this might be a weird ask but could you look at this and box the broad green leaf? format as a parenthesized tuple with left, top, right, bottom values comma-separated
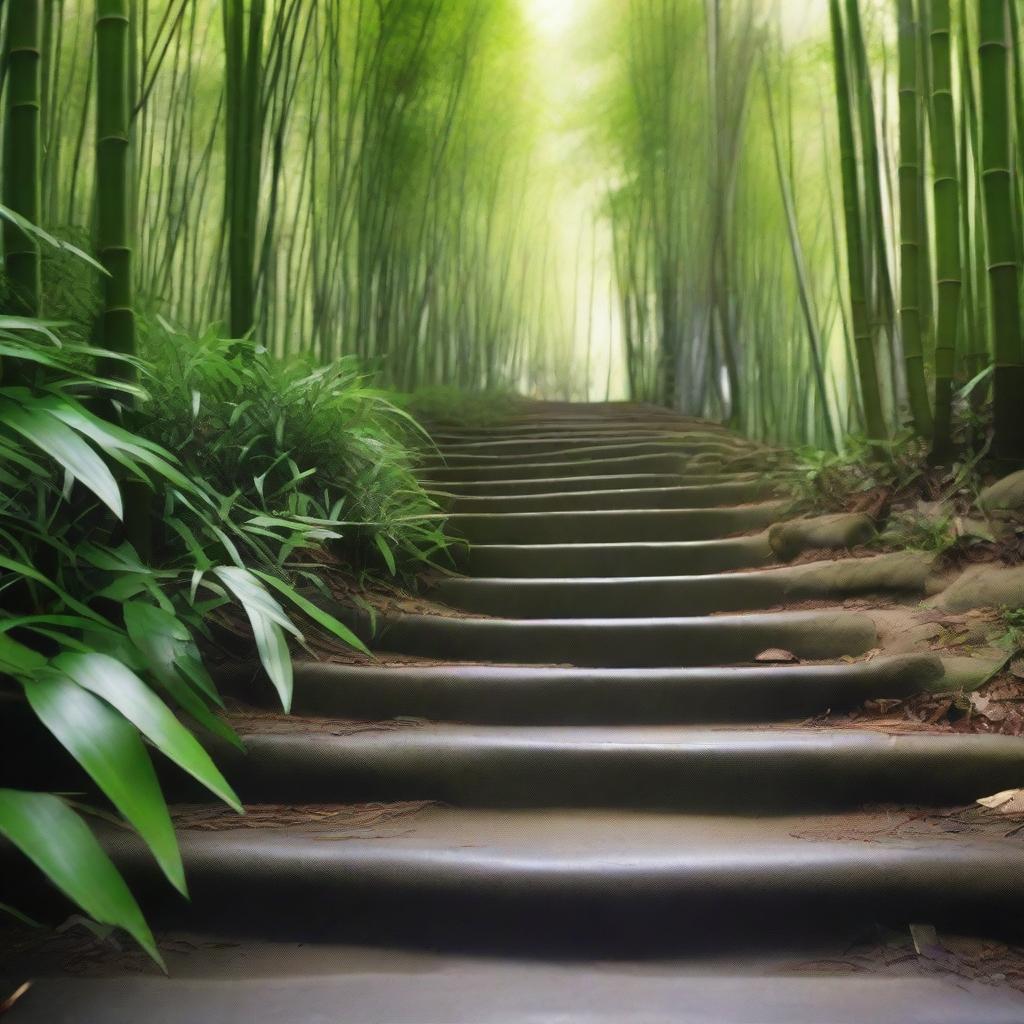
(95, 575, 152, 602)
(124, 601, 223, 706)
(0, 615, 104, 633)
(374, 534, 397, 575)
(214, 567, 297, 711)
(0, 434, 49, 475)
(0, 399, 122, 518)
(0, 789, 160, 965)
(0, 204, 109, 274)
(0, 319, 61, 343)
(165, 515, 213, 570)
(0, 340, 146, 397)
(248, 612, 293, 712)
(0, 634, 46, 675)
(31, 396, 195, 492)
(22, 672, 185, 896)
(77, 541, 151, 574)
(253, 570, 369, 655)
(213, 566, 300, 633)
(153, 666, 244, 751)
(54, 652, 241, 813)
(0, 554, 110, 624)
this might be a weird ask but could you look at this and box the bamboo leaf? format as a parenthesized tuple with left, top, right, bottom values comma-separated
(54, 652, 241, 813)
(213, 566, 296, 710)
(22, 672, 185, 896)
(0, 789, 161, 965)
(253, 570, 369, 654)
(0, 399, 122, 518)
(0, 204, 109, 274)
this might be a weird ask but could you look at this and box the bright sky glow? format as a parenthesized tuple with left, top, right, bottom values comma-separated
(517, 0, 834, 400)
(525, 0, 586, 39)
(519, 0, 625, 399)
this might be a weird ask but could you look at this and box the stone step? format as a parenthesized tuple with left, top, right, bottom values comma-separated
(433, 552, 932, 616)
(12, 954, 1024, 1024)
(433, 430, 745, 455)
(441, 481, 778, 512)
(425, 452, 722, 482)
(222, 654, 941, 723)
(360, 609, 877, 665)
(461, 536, 776, 576)
(425, 472, 747, 495)
(193, 724, 1024, 813)
(445, 504, 786, 544)
(6, 807, 1018, 950)
(425, 439, 754, 468)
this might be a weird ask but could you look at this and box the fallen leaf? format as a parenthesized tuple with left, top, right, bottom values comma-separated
(972, 693, 1008, 722)
(755, 648, 798, 663)
(865, 698, 903, 716)
(0, 981, 31, 1015)
(978, 789, 1024, 814)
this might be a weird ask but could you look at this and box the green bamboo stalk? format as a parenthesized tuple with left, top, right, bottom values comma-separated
(957, 0, 989, 391)
(916, 0, 936, 353)
(978, 0, 1024, 459)
(897, 0, 933, 435)
(846, 1, 897, 354)
(830, 0, 888, 441)
(223, 0, 262, 339)
(926, 0, 961, 462)
(1004, 0, 1024, 259)
(3, 0, 42, 320)
(763, 59, 838, 450)
(96, 0, 135, 368)
(965, 12, 989, 393)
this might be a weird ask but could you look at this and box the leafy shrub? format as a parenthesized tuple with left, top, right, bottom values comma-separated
(139, 320, 450, 579)
(784, 432, 931, 513)
(0, 218, 426, 961)
(881, 508, 958, 554)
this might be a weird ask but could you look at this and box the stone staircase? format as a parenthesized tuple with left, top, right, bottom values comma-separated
(4, 401, 1024, 1023)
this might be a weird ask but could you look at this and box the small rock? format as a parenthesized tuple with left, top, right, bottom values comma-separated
(928, 564, 1024, 613)
(979, 469, 1024, 513)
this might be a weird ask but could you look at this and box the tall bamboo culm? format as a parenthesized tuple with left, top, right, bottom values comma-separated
(223, 0, 263, 340)
(978, 0, 1024, 460)
(897, 0, 933, 436)
(927, 0, 961, 462)
(95, 0, 135, 369)
(829, 0, 887, 441)
(3, 0, 43, 320)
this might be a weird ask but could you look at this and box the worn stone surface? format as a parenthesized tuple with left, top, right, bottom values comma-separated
(769, 513, 877, 562)
(980, 470, 1024, 513)
(929, 565, 1024, 613)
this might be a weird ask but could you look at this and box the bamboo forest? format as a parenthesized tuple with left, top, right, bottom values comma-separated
(5, 0, 1024, 1021)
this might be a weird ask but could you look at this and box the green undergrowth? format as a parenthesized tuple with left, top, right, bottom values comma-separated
(140, 319, 449, 579)
(404, 385, 523, 428)
(779, 411, 1024, 567)
(0, 229, 446, 962)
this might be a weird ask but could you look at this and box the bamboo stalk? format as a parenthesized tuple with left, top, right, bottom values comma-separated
(3, 0, 42, 321)
(96, 0, 135, 367)
(978, 0, 1024, 459)
(897, 0, 934, 435)
(926, 0, 961, 462)
(830, 0, 888, 441)
(763, 57, 838, 450)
